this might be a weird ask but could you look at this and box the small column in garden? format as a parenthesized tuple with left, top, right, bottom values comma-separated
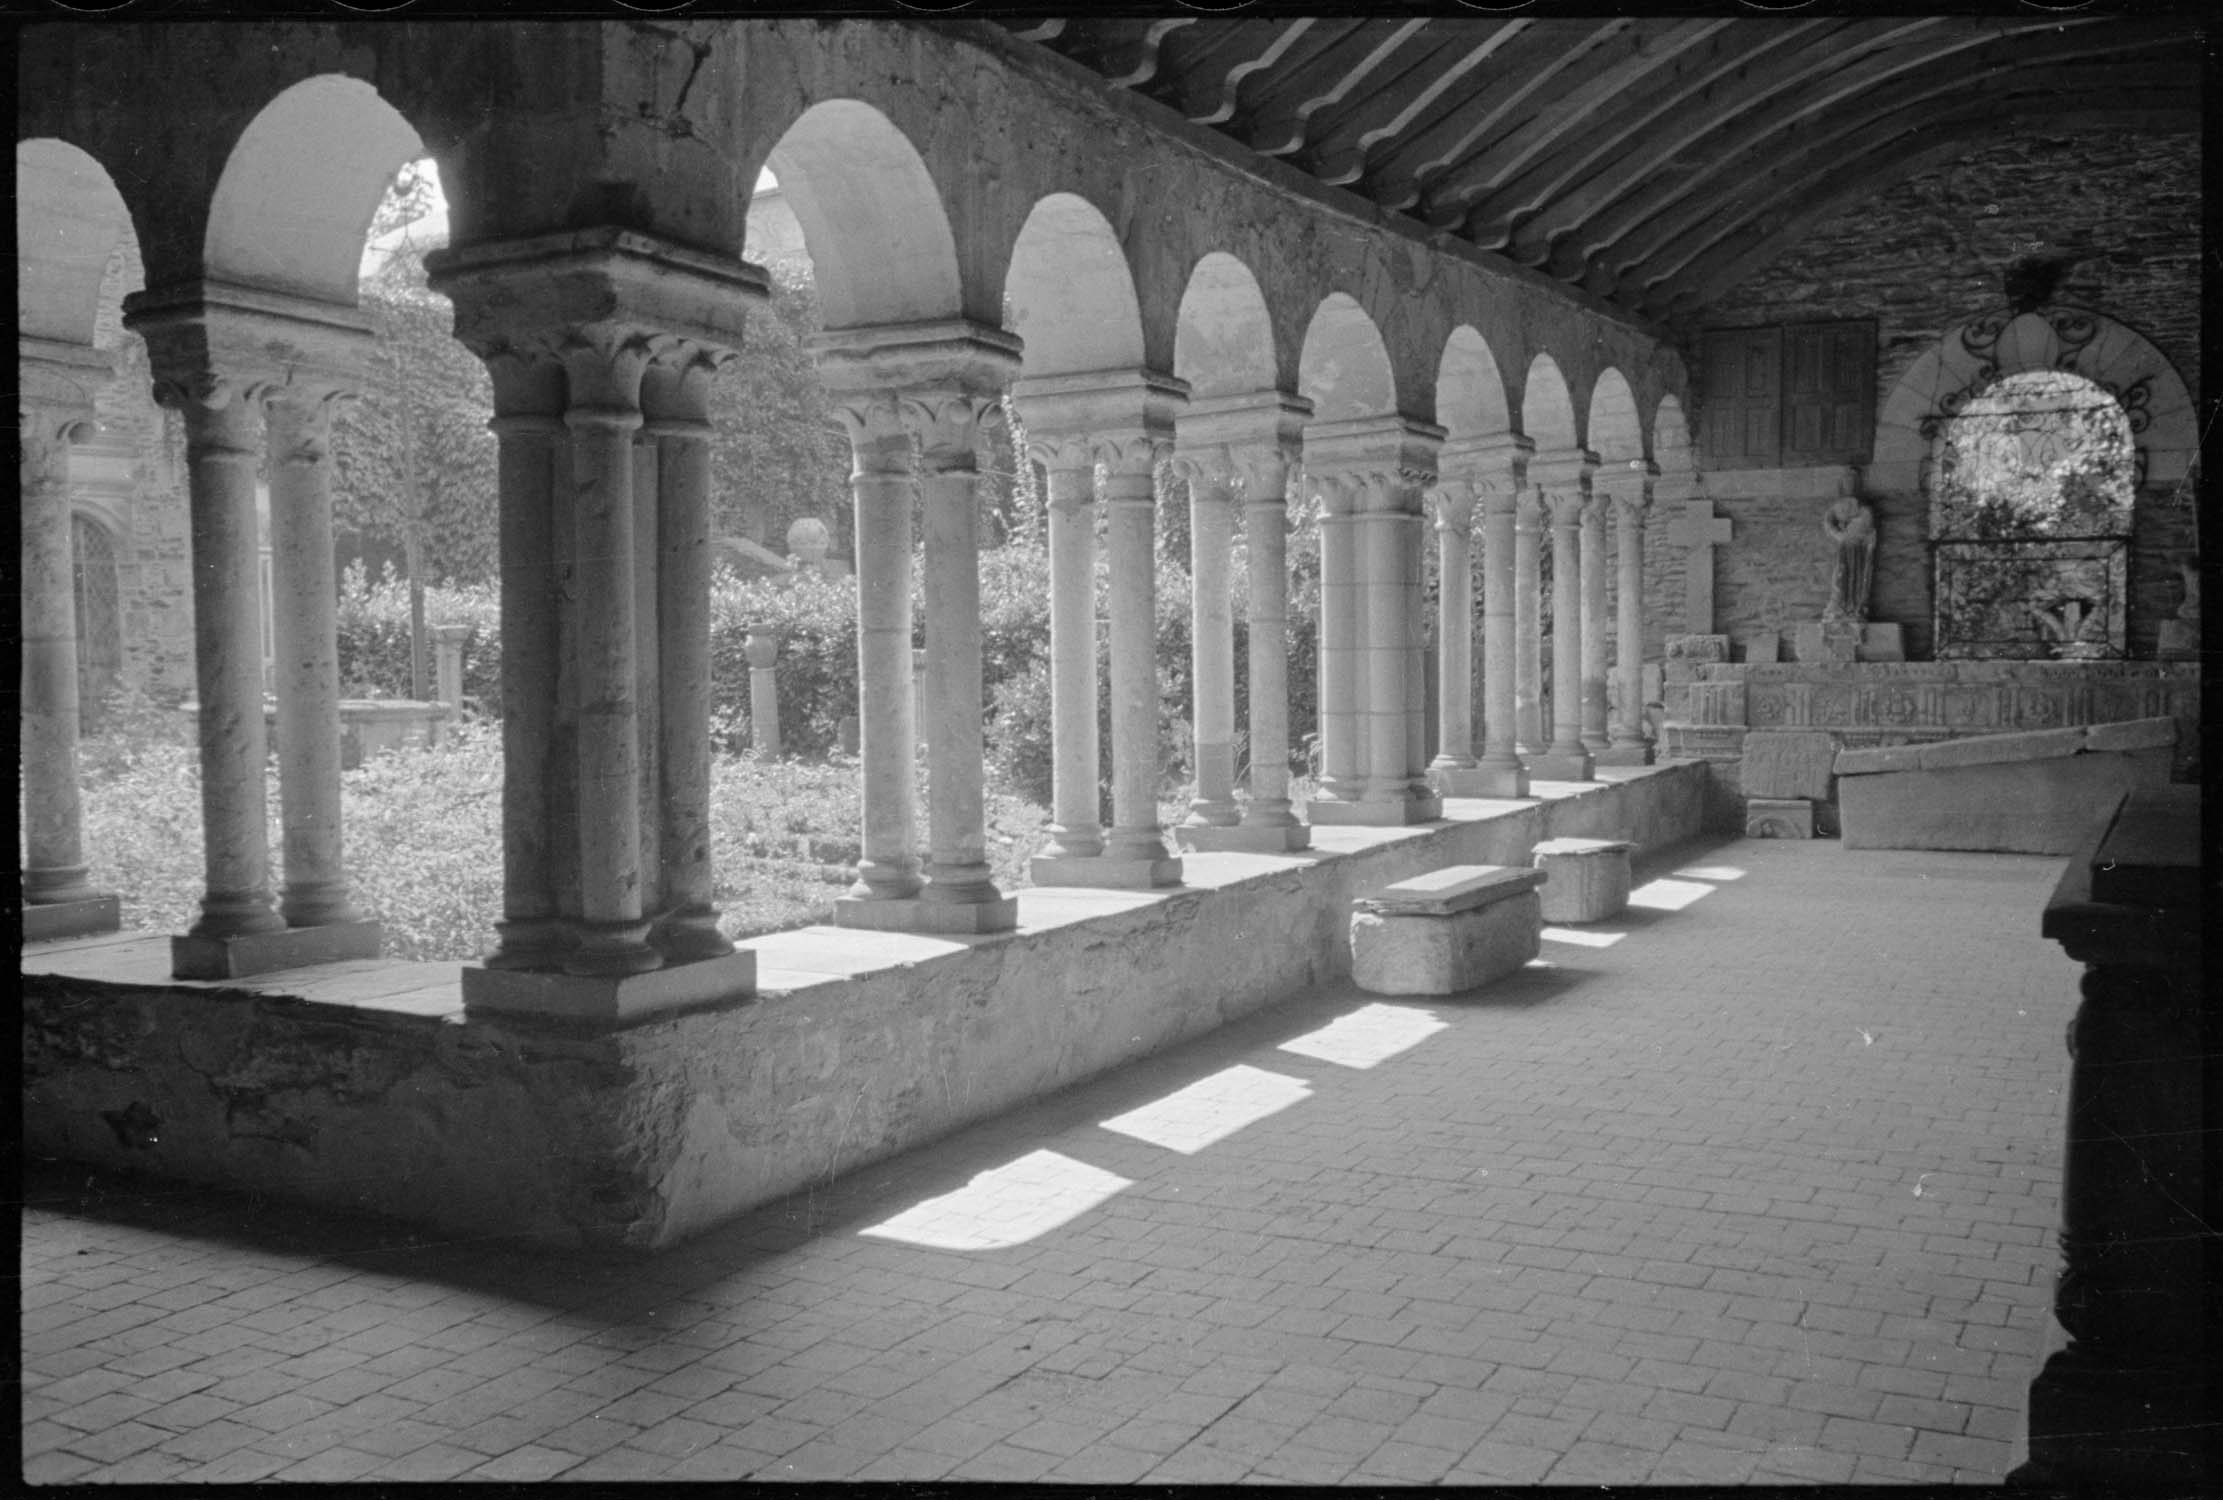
(1529, 448, 1598, 783)
(1304, 413, 1444, 827)
(127, 283, 391, 977)
(815, 319, 1026, 930)
(1597, 461, 1657, 766)
(428, 228, 762, 1022)
(743, 631, 781, 762)
(1464, 434, 1533, 798)
(1016, 369, 1189, 888)
(18, 337, 122, 941)
(1169, 389, 1312, 853)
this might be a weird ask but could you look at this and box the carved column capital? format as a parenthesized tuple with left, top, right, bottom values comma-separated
(1430, 479, 1478, 535)
(901, 386, 1002, 472)
(1025, 431, 1098, 477)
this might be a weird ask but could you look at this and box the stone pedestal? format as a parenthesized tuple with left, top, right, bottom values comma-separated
(1351, 865, 1545, 995)
(1744, 798, 1815, 838)
(23, 896, 125, 944)
(1173, 822, 1311, 855)
(462, 949, 756, 1027)
(173, 921, 384, 981)
(1531, 837, 1634, 924)
(830, 893, 1022, 934)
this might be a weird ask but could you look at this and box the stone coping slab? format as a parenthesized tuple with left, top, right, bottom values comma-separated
(1531, 836, 1637, 856)
(1835, 717, 2176, 776)
(1354, 864, 1545, 917)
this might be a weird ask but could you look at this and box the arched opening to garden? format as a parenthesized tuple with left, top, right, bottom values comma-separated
(1929, 368, 2137, 659)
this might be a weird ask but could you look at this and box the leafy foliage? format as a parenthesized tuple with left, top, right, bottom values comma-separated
(333, 562, 500, 706)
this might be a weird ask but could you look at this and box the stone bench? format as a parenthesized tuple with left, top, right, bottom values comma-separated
(1350, 865, 1544, 996)
(1531, 837, 1634, 923)
(1833, 717, 2177, 854)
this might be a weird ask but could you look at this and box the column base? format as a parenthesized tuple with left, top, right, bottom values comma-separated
(1526, 752, 1595, 782)
(2015, 1351, 2219, 1490)
(1307, 793, 1443, 826)
(22, 894, 123, 943)
(833, 893, 1021, 933)
(461, 949, 756, 1027)
(1431, 765, 1526, 798)
(1173, 823, 1311, 854)
(1029, 854, 1185, 889)
(1593, 743, 1655, 767)
(172, 920, 383, 981)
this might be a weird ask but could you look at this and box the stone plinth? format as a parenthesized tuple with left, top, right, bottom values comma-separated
(1834, 718, 2175, 854)
(1029, 853, 1184, 889)
(1172, 823, 1311, 854)
(461, 951, 756, 1026)
(833, 893, 1020, 934)
(1859, 623, 1905, 661)
(172, 921, 383, 981)
(1739, 730, 1838, 801)
(1351, 864, 1544, 996)
(1745, 798, 1816, 839)
(1530, 837, 1633, 923)
(23, 896, 123, 943)
(1792, 620, 1861, 663)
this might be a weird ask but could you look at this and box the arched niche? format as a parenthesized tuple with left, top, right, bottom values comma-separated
(1585, 367, 1644, 465)
(17, 138, 136, 349)
(1173, 252, 1277, 399)
(764, 100, 964, 331)
(1872, 307, 2196, 497)
(1434, 325, 1512, 443)
(1518, 352, 1579, 453)
(1006, 192, 1145, 379)
(206, 76, 426, 304)
(1298, 293, 1396, 421)
(1651, 394, 1695, 480)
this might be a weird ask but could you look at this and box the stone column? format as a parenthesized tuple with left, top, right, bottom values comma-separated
(1305, 414, 1444, 826)
(645, 348, 735, 962)
(1597, 463, 1657, 766)
(911, 387, 1023, 919)
(1427, 480, 1477, 785)
(814, 319, 1024, 930)
(1578, 489, 1612, 755)
(1513, 488, 1545, 756)
(427, 227, 763, 1022)
(1097, 433, 1183, 886)
(828, 395, 922, 905)
(1027, 437, 1103, 871)
(1016, 369, 1188, 888)
(1180, 457, 1241, 832)
(1529, 451, 1597, 782)
(18, 347, 123, 940)
(1314, 492, 1364, 809)
(1233, 415, 1309, 847)
(264, 382, 379, 946)
(1449, 435, 1532, 798)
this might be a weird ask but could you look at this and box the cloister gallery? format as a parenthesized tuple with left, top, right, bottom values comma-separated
(16, 14, 2209, 1486)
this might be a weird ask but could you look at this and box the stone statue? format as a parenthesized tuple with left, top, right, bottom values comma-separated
(1821, 492, 1877, 623)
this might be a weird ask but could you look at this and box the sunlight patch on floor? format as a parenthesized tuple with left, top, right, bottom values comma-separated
(1673, 863, 1748, 882)
(858, 1149, 1130, 1250)
(1099, 1064, 1314, 1153)
(1278, 1002, 1449, 1070)
(1541, 926, 1625, 948)
(1628, 876, 1716, 911)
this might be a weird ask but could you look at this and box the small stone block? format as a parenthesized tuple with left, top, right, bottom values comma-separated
(1350, 891, 1542, 996)
(171, 920, 383, 981)
(1741, 633, 1781, 663)
(1834, 743, 1923, 776)
(1917, 726, 2088, 771)
(1530, 838, 1634, 924)
(1740, 730, 1839, 800)
(1307, 794, 1443, 826)
(1027, 853, 1184, 888)
(2082, 716, 2177, 753)
(1745, 798, 1815, 839)
(1434, 763, 1532, 798)
(461, 949, 756, 1026)
(833, 893, 1024, 931)
(1857, 623, 1906, 661)
(1525, 752, 1594, 782)
(1792, 621, 1861, 663)
(1358, 863, 1545, 917)
(22, 894, 123, 943)
(1172, 821, 1311, 853)
(1665, 634, 1730, 663)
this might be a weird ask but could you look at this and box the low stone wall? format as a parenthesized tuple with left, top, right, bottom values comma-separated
(22, 763, 1706, 1253)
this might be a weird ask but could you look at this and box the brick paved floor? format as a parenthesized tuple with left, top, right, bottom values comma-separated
(20, 838, 2077, 1485)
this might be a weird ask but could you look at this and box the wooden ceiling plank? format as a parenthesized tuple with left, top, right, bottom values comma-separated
(1160, 21, 1323, 127)
(1299, 22, 1532, 187)
(1241, 17, 1438, 158)
(1099, 19, 1201, 91)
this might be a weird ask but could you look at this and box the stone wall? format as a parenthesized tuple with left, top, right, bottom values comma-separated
(1685, 127, 2202, 663)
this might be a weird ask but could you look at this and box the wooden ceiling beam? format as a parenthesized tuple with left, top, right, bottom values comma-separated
(1239, 18, 1437, 158)
(1299, 22, 1532, 188)
(1154, 21, 1325, 128)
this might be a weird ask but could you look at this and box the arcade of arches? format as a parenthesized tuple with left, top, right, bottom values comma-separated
(16, 20, 2203, 1257)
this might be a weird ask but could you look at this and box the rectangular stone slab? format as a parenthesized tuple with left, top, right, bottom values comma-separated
(1531, 839, 1634, 923)
(1740, 730, 1840, 800)
(1350, 892, 1542, 996)
(1354, 863, 1545, 917)
(2082, 716, 2177, 753)
(1917, 725, 2089, 771)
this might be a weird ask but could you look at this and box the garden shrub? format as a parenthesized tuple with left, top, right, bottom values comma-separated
(709, 567, 858, 758)
(334, 561, 500, 708)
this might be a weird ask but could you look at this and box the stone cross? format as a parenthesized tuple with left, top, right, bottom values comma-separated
(1670, 499, 1733, 634)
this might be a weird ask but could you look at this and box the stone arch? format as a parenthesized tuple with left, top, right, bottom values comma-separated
(763, 100, 964, 331)
(1518, 352, 1579, 451)
(1006, 192, 1146, 378)
(1433, 325, 1512, 442)
(1585, 367, 1644, 465)
(17, 138, 137, 348)
(1871, 306, 2196, 496)
(1172, 252, 1277, 398)
(205, 76, 426, 303)
(1298, 293, 1397, 421)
